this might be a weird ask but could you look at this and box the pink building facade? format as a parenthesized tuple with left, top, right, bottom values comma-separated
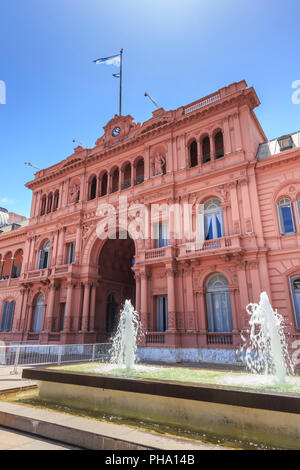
(1, 80, 300, 364)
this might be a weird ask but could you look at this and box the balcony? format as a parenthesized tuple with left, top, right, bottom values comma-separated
(177, 235, 242, 260)
(140, 245, 175, 264)
(0, 277, 21, 288)
(23, 268, 52, 282)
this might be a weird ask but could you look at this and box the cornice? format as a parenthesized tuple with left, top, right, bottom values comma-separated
(256, 147, 300, 170)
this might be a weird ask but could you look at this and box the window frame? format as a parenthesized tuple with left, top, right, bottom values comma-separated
(277, 198, 296, 235)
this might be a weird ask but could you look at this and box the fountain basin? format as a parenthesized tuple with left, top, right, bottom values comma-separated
(22, 366, 300, 449)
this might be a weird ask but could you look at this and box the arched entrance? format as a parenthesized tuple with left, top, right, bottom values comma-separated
(94, 232, 136, 341)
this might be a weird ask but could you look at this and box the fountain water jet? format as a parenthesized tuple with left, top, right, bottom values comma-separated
(241, 292, 294, 384)
(109, 299, 143, 370)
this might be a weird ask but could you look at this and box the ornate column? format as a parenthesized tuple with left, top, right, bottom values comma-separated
(56, 227, 66, 265)
(166, 138, 173, 173)
(233, 112, 243, 151)
(197, 136, 202, 166)
(239, 177, 253, 234)
(197, 288, 207, 333)
(51, 230, 59, 266)
(209, 132, 216, 161)
(145, 203, 152, 249)
(229, 181, 241, 235)
(44, 282, 57, 332)
(249, 260, 261, 304)
(89, 282, 97, 332)
(82, 281, 91, 332)
(144, 146, 150, 181)
(135, 273, 141, 313)
(64, 281, 75, 332)
(222, 116, 231, 155)
(12, 290, 24, 332)
(166, 265, 177, 331)
(75, 223, 82, 264)
(19, 287, 30, 331)
(140, 270, 149, 331)
(236, 261, 249, 316)
(184, 262, 196, 331)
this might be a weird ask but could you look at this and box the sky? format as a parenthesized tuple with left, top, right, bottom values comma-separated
(0, 0, 299, 217)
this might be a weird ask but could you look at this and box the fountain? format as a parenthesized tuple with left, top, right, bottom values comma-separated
(109, 300, 142, 370)
(21, 296, 300, 449)
(241, 292, 294, 384)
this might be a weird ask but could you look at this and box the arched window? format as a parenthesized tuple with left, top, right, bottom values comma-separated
(135, 158, 144, 185)
(38, 241, 50, 269)
(189, 141, 198, 167)
(206, 274, 233, 333)
(111, 168, 119, 193)
(202, 136, 211, 163)
(214, 131, 224, 159)
(32, 294, 45, 333)
(53, 191, 59, 211)
(0, 301, 15, 332)
(1, 252, 12, 279)
(106, 293, 118, 334)
(100, 172, 108, 197)
(47, 193, 53, 214)
(290, 276, 300, 330)
(123, 163, 131, 189)
(199, 199, 224, 241)
(40, 196, 46, 216)
(277, 198, 295, 235)
(89, 176, 97, 200)
(12, 250, 23, 278)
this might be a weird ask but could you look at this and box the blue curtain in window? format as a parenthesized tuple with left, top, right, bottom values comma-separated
(281, 206, 295, 234)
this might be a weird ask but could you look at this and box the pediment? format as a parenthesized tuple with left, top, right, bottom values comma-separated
(97, 114, 141, 147)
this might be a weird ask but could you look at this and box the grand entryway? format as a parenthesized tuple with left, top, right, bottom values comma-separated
(94, 232, 136, 341)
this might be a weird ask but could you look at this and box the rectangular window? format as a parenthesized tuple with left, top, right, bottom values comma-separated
(156, 295, 168, 332)
(67, 242, 76, 264)
(0, 302, 15, 332)
(155, 222, 169, 248)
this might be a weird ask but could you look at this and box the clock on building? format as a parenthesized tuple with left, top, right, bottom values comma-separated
(112, 126, 121, 137)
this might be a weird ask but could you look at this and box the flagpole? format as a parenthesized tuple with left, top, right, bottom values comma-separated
(119, 48, 123, 116)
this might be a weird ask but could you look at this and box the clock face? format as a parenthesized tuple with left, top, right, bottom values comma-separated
(112, 126, 121, 137)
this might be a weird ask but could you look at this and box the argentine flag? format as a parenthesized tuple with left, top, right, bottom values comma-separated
(93, 54, 120, 66)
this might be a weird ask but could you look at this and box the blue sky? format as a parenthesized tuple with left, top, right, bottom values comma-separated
(0, 0, 299, 217)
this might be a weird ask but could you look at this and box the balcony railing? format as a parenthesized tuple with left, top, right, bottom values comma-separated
(206, 332, 233, 346)
(184, 93, 221, 115)
(141, 245, 175, 263)
(146, 333, 166, 344)
(180, 235, 241, 258)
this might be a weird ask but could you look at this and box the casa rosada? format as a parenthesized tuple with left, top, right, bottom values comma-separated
(1, 80, 300, 366)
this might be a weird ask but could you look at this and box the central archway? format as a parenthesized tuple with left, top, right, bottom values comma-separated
(94, 232, 136, 341)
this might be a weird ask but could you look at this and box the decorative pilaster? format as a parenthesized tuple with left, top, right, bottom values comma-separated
(89, 282, 97, 332)
(82, 281, 91, 332)
(64, 281, 76, 332)
(166, 265, 177, 331)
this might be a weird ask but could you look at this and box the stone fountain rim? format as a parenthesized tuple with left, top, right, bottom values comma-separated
(22, 366, 300, 415)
